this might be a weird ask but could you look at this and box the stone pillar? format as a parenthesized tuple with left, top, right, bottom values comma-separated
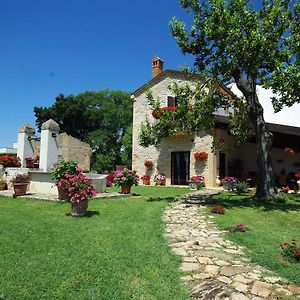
(39, 119, 60, 172)
(207, 138, 217, 188)
(17, 124, 36, 167)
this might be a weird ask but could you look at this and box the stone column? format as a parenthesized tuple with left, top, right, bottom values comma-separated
(207, 137, 217, 188)
(17, 124, 36, 167)
(39, 119, 60, 172)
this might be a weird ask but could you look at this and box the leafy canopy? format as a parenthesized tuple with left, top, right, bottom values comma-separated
(34, 90, 132, 172)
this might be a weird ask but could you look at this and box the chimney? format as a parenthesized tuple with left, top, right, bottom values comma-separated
(152, 56, 164, 78)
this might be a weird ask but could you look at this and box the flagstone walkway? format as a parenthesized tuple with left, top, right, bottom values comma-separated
(163, 192, 300, 300)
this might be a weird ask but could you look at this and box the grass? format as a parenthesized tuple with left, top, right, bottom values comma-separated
(0, 186, 189, 300)
(207, 192, 300, 285)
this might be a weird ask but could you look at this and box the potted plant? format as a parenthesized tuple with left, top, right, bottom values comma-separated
(0, 170, 6, 190)
(58, 173, 96, 217)
(154, 173, 166, 186)
(50, 160, 81, 200)
(11, 173, 30, 196)
(141, 175, 151, 185)
(189, 175, 205, 190)
(144, 160, 154, 170)
(33, 155, 39, 169)
(222, 177, 236, 191)
(113, 168, 139, 194)
(194, 151, 208, 161)
(25, 156, 34, 168)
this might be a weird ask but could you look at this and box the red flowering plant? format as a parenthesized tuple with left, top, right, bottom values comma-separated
(0, 154, 21, 168)
(228, 224, 249, 232)
(295, 171, 300, 179)
(280, 240, 300, 262)
(194, 151, 208, 161)
(113, 168, 139, 188)
(190, 175, 205, 183)
(141, 175, 151, 181)
(211, 204, 225, 214)
(57, 173, 96, 205)
(282, 186, 290, 193)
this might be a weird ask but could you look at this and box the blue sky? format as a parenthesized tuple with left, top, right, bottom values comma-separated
(0, 0, 195, 147)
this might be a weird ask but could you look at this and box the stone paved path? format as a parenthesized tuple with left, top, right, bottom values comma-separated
(163, 192, 300, 300)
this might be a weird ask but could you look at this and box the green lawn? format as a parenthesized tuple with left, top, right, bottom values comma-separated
(207, 192, 300, 285)
(0, 186, 189, 300)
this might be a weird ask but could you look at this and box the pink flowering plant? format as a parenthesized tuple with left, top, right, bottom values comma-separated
(223, 177, 236, 182)
(50, 160, 81, 185)
(154, 173, 166, 182)
(57, 173, 96, 204)
(228, 224, 249, 232)
(24, 156, 34, 162)
(113, 168, 139, 187)
(191, 175, 205, 183)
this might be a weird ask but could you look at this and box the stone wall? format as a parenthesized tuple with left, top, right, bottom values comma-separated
(132, 73, 217, 187)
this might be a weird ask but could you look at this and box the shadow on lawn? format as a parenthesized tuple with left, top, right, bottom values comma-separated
(147, 197, 176, 203)
(205, 192, 300, 212)
(65, 210, 100, 217)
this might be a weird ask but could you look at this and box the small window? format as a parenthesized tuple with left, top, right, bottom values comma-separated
(167, 96, 177, 107)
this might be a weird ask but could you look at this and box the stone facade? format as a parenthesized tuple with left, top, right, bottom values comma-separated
(132, 71, 218, 187)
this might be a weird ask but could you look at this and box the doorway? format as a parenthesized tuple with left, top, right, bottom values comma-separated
(171, 151, 190, 185)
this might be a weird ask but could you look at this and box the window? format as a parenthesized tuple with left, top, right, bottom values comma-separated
(167, 96, 177, 107)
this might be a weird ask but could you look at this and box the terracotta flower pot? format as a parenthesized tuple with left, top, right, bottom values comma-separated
(70, 201, 88, 217)
(13, 183, 28, 196)
(142, 178, 150, 185)
(121, 184, 132, 194)
(26, 161, 34, 168)
(155, 179, 166, 186)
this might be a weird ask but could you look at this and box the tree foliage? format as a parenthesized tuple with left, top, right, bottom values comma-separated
(34, 90, 132, 172)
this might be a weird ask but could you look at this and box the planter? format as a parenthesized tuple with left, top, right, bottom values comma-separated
(223, 181, 235, 191)
(142, 178, 150, 185)
(70, 201, 88, 217)
(121, 184, 132, 194)
(188, 181, 203, 190)
(155, 179, 166, 186)
(0, 181, 6, 190)
(33, 162, 39, 169)
(57, 186, 70, 201)
(26, 161, 34, 168)
(13, 183, 28, 196)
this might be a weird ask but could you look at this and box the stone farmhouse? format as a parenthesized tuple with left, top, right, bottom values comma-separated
(131, 57, 300, 188)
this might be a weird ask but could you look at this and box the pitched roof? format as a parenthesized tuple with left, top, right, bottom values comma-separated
(131, 69, 236, 98)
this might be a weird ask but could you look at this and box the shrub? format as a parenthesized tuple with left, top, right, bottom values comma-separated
(211, 204, 225, 214)
(228, 224, 249, 232)
(58, 173, 96, 204)
(50, 160, 81, 185)
(280, 240, 300, 262)
(234, 181, 249, 193)
(113, 169, 139, 187)
(106, 173, 115, 187)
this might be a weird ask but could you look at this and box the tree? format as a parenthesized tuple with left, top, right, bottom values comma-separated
(167, 0, 300, 199)
(34, 90, 133, 172)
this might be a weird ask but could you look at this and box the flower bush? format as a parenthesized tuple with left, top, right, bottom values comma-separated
(280, 240, 300, 262)
(144, 160, 154, 169)
(50, 160, 81, 185)
(234, 181, 249, 193)
(194, 151, 208, 161)
(282, 186, 290, 193)
(11, 173, 31, 184)
(58, 173, 96, 204)
(106, 172, 115, 187)
(0, 154, 21, 168)
(228, 224, 249, 232)
(154, 173, 166, 182)
(25, 156, 34, 162)
(190, 175, 205, 183)
(113, 169, 139, 187)
(211, 204, 225, 214)
(223, 177, 236, 182)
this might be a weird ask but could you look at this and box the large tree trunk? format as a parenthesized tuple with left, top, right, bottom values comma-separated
(235, 74, 276, 199)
